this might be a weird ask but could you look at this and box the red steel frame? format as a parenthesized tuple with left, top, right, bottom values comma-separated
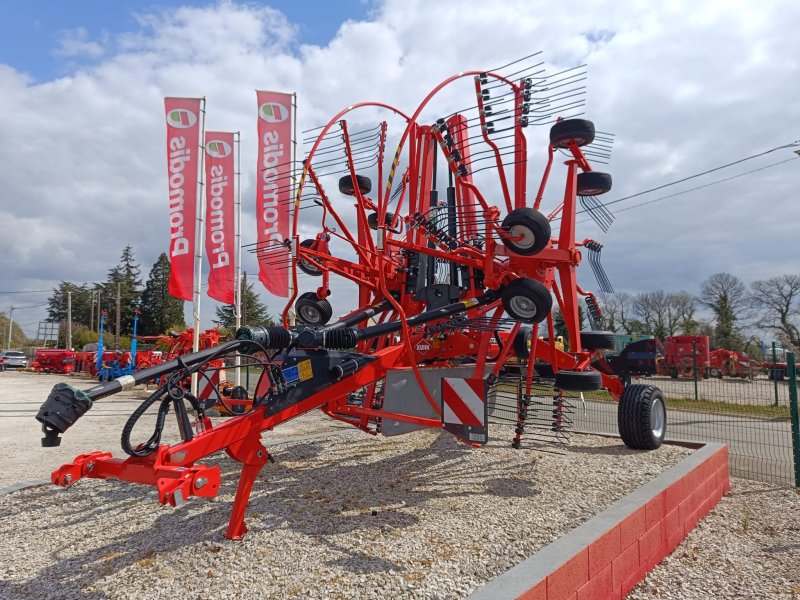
(51, 66, 625, 540)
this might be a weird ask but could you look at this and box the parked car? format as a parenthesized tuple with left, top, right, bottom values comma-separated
(0, 350, 28, 369)
(0, 356, 5, 371)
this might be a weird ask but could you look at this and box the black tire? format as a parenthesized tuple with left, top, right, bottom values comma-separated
(295, 292, 333, 325)
(549, 119, 595, 148)
(339, 174, 372, 196)
(669, 367, 678, 379)
(768, 368, 785, 381)
(580, 330, 616, 351)
(501, 278, 552, 324)
(367, 211, 398, 231)
(514, 326, 532, 359)
(618, 384, 666, 450)
(500, 207, 551, 255)
(554, 369, 602, 391)
(297, 239, 322, 276)
(709, 367, 723, 379)
(577, 172, 612, 196)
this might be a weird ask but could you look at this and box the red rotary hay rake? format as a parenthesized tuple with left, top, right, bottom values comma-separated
(37, 55, 667, 540)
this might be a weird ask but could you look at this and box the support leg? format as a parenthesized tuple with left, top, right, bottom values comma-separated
(224, 435, 269, 541)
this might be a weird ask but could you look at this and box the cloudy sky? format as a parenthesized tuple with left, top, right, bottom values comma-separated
(1, 0, 798, 338)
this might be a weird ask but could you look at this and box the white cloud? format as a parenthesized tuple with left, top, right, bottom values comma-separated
(1, 0, 799, 337)
(54, 27, 105, 59)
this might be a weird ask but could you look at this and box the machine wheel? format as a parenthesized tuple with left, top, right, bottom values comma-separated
(513, 326, 532, 359)
(339, 174, 372, 196)
(577, 172, 612, 196)
(580, 330, 616, 351)
(295, 292, 333, 326)
(709, 367, 723, 379)
(298, 239, 323, 276)
(367, 211, 399, 231)
(554, 369, 602, 391)
(618, 384, 666, 450)
(501, 278, 552, 324)
(500, 208, 551, 255)
(768, 368, 785, 381)
(549, 118, 595, 148)
(669, 367, 678, 379)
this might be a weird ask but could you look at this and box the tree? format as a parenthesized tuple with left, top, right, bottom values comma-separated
(215, 272, 274, 329)
(750, 274, 800, 349)
(553, 305, 585, 350)
(0, 312, 27, 348)
(47, 282, 96, 328)
(698, 273, 750, 350)
(599, 292, 638, 334)
(104, 246, 143, 336)
(631, 290, 692, 338)
(139, 253, 186, 335)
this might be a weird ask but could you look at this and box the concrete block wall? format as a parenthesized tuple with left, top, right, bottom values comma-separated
(469, 443, 730, 600)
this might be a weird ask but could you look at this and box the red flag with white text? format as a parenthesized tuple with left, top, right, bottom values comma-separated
(204, 132, 236, 304)
(255, 91, 293, 297)
(164, 97, 202, 301)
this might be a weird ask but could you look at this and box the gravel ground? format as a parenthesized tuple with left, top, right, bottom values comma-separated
(628, 478, 800, 600)
(3, 371, 795, 599)
(0, 371, 691, 600)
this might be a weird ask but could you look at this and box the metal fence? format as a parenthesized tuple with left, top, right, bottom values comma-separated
(489, 353, 800, 486)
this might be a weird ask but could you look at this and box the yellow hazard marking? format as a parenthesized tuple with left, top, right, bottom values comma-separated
(464, 298, 479, 308)
(297, 359, 313, 381)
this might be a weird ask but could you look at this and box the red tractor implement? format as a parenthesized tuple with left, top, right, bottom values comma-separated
(37, 56, 667, 540)
(31, 349, 77, 375)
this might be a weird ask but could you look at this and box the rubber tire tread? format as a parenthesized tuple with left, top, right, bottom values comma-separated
(339, 174, 372, 196)
(549, 119, 596, 148)
(500, 207, 551, 255)
(501, 278, 553, 324)
(576, 172, 612, 196)
(554, 369, 602, 391)
(514, 326, 532, 359)
(298, 239, 322, 276)
(580, 330, 616, 350)
(295, 292, 333, 325)
(617, 384, 666, 450)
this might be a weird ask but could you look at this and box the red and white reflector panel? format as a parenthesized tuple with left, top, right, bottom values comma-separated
(441, 377, 488, 445)
(198, 368, 225, 410)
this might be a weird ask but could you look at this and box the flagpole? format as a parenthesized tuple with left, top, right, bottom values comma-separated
(288, 92, 298, 326)
(234, 131, 242, 386)
(191, 97, 207, 396)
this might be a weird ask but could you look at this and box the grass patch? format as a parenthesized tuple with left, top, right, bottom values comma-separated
(494, 383, 791, 420)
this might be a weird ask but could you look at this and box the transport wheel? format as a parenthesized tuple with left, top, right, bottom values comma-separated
(339, 174, 372, 196)
(298, 239, 322, 276)
(500, 207, 551, 255)
(513, 326, 532, 359)
(554, 369, 602, 392)
(367, 211, 399, 231)
(549, 118, 595, 148)
(669, 367, 678, 379)
(709, 367, 723, 379)
(580, 330, 616, 351)
(295, 292, 333, 325)
(501, 278, 553, 324)
(576, 172, 612, 196)
(618, 384, 666, 450)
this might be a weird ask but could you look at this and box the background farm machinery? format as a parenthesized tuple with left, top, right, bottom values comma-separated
(36, 56, 669, 540)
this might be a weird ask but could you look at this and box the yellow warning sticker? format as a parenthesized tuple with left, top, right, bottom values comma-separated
(297, 359, 313, 382)
(463, 298, 479, 308)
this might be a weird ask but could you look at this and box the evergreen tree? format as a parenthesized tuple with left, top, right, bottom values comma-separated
(103, 246, 143, 335)
(139, 253, 186, 335)
(215, 272, 274, 329)
(698, 273, 749, 350)
(47, 282, 95, 328)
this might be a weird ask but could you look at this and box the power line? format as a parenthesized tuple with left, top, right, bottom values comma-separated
(578, 156, 799, 224)
(552, 140, 800, 223)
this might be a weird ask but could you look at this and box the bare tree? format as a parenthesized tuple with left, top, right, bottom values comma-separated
(598, 292, 638, 334)
(632, 290, 694, 337)
(697, 273, 750, 349)
(750, 274, 800, 349)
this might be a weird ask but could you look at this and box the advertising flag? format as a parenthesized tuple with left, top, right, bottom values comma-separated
(256, 91, 293, 297)
(204, 132, 236, 304)
(164, 97, 202, 301)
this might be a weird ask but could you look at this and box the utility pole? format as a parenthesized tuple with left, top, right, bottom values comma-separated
(89, 290, 95, 332)
(6, 306, 14, 350)
(115, 282, 121, 349)
(97, 286, 102, 335)
(66, 291, 73, 350)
